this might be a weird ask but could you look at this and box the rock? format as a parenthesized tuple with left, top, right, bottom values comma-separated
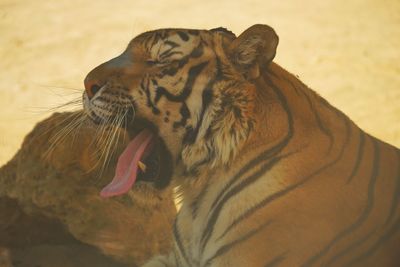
(0, 247, 12, 267)
(0, 112, 176, 266)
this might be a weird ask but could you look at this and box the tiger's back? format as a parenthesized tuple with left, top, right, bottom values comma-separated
(171, 62, 400, 267)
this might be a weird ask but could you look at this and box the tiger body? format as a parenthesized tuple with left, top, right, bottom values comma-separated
(83, 25, 400, 267)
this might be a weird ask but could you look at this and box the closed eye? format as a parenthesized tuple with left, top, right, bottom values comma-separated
(146, 59, 173, 67)
(146, 60, 159, 66)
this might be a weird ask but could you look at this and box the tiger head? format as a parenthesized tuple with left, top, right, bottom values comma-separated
(83, 25, 279, 197)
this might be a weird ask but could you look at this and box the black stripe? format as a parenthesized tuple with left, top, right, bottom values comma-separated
(277, 74, 334, 153)
(155, 61, 209, 103)
(346, 130, 366, 183)
(190, 43, 204, 58)
(143, 34, 153, 49)
(202, 220, 272, 267)
(141, 77, 161, 114)
(191, 179, 210, 219)
(384, 148, 400, 225)
(344, 212, 400, 266)
(322, 137, 381, 267)
(150, 32, 162, 47)
(173, 103, 191, 129)
(217, 121, 348, 242)
(183, 80, 214, 145)
(301, 88, 334, 153)
(329, 227, 377, 267)
(201, 154, 287, 252)
(200, 74, 294, 252)
(222, 73, 294, 187)
(230, 111, 345, 267)
(268, 67, 301, 96)
(173, 217, 190, 265)
(159, 45, 178, 59)
(158, 44, 203, 78)
(182, 59, 221, 172)
(301, 134, 374, 267)
(182, 151, 212, 176)
(184, 63, 221, 186)
(215, 151, 304, 242)
(203, 73, 294, 235)
(264, 254, 287, 267)
(182, 62, 220, 171)
(159, 59, 186, 77)
(318, 92, 349, 120)
(160, 50, 183, 59)
(177, 31, 189, 41)
(164, 40, 180, 48)
(205, 73, 332, 248)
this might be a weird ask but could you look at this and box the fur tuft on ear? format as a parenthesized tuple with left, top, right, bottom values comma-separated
(229, 24, 279, 78)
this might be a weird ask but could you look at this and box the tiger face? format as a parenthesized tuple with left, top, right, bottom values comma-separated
(83, 25, 278, 197)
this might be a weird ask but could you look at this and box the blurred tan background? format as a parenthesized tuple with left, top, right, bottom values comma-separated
(0, 0, 399, 166)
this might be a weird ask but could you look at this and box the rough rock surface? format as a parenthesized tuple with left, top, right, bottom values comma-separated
(0, 112, 176, 267)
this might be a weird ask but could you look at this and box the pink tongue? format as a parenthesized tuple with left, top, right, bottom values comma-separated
(100, 129, 155, 198)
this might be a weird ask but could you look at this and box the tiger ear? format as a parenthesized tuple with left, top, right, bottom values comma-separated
(229, 24, 279, 79)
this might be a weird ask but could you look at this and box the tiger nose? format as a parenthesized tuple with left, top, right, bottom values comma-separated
(84, 78, 104, 100)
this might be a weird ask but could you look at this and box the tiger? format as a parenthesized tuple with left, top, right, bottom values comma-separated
(82, 24, 400, 267)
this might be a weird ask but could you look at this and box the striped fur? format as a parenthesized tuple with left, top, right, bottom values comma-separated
(83, 25, 400, 267)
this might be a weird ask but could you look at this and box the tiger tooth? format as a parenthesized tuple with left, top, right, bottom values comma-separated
(138, 161, 147, 172)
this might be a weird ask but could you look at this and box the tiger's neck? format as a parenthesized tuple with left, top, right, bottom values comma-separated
(179, 62, 354, 204)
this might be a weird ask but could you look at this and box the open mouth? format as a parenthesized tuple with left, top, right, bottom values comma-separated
(100, 119, 173, 198)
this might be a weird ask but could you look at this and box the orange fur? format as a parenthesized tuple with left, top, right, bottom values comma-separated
(83, 25, 400, 267)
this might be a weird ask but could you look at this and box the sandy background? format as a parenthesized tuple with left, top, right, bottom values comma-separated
(0, 0, 399, 166)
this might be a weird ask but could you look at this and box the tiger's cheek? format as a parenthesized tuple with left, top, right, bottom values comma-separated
(135, 95, 189, 157)
(156, 99, 190, 139)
